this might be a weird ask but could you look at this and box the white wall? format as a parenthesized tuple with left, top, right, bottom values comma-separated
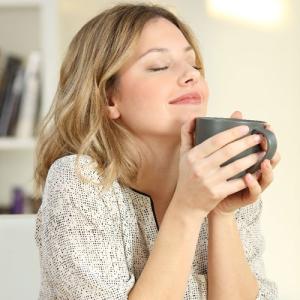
(192, 2, 300, 300)
(57, 1, 299, 299)
(0, 215, 40, 299)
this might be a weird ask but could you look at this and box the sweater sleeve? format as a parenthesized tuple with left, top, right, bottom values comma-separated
(187, 199, 278, 300)
(184, 273, 208, 300)
(235, 198, 278, 300)
(184, 198, 278, 300)
(35, 155, 135, 300)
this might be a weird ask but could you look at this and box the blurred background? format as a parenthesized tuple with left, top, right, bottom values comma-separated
(0, 0, 298, 299)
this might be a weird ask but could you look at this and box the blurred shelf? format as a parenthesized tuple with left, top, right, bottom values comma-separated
(0, 137, 36, 150)
(0, 0, 56, 209)
(0, 0, 41, 7)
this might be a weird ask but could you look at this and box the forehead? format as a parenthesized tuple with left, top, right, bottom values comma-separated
(134, 17, 192, 56)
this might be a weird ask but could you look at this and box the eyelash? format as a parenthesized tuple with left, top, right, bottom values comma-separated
(149, 66, 201, 72)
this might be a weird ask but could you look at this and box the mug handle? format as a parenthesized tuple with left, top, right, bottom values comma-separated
(247, 127, 277, 174)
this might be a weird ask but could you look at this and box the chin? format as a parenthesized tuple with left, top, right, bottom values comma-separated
(183, 111, 206, 122)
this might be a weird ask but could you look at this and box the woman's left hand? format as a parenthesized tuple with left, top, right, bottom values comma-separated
(209, 111, 281, 217)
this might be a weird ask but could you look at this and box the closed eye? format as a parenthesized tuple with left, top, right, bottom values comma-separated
(193, 66, 202, 71)
(148, 66, 169, 71)
(149, 66, 202, 72)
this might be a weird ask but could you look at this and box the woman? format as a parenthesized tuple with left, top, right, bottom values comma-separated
(34, 3, 280, 299)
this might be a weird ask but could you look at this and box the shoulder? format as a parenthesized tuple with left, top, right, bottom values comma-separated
(43, 154, 121, 223)
(47, 154, 101, 184)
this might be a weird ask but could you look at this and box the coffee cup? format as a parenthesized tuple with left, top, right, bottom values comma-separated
(195, 117, 277, 180)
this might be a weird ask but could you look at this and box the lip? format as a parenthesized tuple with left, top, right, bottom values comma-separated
(169, 92, 202, 104)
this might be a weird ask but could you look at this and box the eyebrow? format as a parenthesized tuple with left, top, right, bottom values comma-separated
(137, 45, 194, 60)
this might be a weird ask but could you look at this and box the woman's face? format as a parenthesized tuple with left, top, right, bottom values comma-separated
(108, 17, 209, 140)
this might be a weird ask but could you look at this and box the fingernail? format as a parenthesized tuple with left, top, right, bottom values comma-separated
(254, 134, 262, 142)
(258, 151, 266, 158)
(240, 125, 249, 134)
(246, 173, 253, 181)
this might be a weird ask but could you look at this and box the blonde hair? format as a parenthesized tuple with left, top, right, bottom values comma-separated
(34, 2, 206, 198)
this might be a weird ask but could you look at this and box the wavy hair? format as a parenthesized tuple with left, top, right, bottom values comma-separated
(34, 2, 206, 198)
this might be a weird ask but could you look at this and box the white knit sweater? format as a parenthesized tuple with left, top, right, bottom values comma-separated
(35, 154, 278, 299)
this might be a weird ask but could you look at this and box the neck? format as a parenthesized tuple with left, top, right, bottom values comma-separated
(129, 136, 180, 204)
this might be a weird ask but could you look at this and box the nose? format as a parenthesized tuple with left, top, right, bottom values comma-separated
(178, 66, 200, 87)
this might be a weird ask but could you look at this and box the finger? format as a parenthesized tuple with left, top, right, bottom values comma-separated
(230, 110, 243, 119)
(190, 125, 251, 161)
(214, 151, 265, 181)
(222, 177, 247, 197)
(261, 123, 274, 151)
(253, 169, 262, 181)
(264, 123, 272, 131)
(204, 134, 263, 169)
(259, 159, 274, 191)
(180, 117, 196, 154)
(263, 124, 281, 167)
(243, 173, 262, 203)
(260, 134, 268, 151)
(261, 124, 281, 166)
(270, 151, 281, 168)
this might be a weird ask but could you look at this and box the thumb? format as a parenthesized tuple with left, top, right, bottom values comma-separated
(180, 117, 196, 155)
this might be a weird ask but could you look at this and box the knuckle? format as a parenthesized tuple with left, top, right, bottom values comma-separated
(186, 152, 195, 164)
(193, 170, 202, 180)
(192, 166, 204, 180)
(246, 134, 258, 146)
(248, 197, 258, 204)
(209, 189, 221, 201)
(223, 144, 235, 159)
(236, 178, 247, 191)
(206, 186, 222, 201)
(231, 161, 243, 173)
(210, 136, 223, 149)
(250, 134, 259, 145)
(254, 183, 262, 193)
(233, 126, 246, 137)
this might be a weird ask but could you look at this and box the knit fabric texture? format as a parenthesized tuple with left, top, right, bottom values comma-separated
(35, 154, 278, 299)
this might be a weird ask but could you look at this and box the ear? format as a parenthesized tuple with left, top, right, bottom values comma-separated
(107, 104, 120, 120)
(106, 89, 121, 120)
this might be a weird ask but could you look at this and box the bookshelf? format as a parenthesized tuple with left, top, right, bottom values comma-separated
(0, 137, 36, 150)
(0, 0, 59, 212)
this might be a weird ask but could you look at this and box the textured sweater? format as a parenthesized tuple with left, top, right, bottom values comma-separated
(35, 154, 278, 299)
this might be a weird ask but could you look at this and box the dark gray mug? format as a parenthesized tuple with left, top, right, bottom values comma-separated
(195, 117, 277, 180)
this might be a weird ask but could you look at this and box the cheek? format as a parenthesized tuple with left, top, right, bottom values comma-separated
(201, 79, 209, 99)
(120, 76, 169, 110)
(200, 81, 209, 111)
(115, 78, 173, 134)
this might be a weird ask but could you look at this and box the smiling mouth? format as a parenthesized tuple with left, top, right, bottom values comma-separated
(170, 97, 201, 104)
(169, 92, 202, 105)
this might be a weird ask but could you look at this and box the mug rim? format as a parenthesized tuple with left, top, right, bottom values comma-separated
(197, 117, 265, 124)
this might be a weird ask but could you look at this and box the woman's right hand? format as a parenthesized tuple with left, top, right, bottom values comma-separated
(172, 117, 264, 217)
